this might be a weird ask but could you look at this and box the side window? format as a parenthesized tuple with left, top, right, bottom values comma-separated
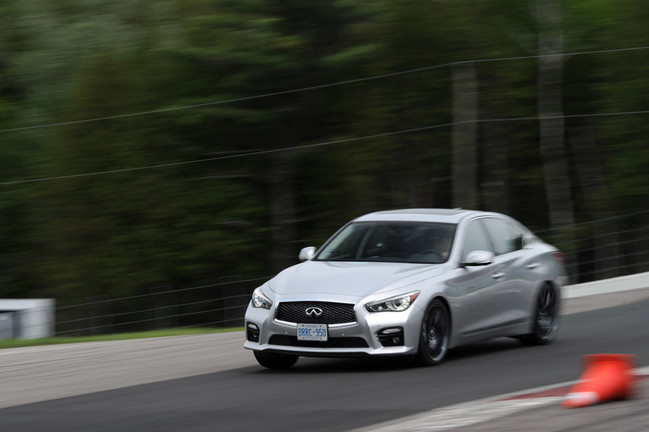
(507, 222, 527, 250)
(461, 221, 492, 262)
(483, 218, 523, 255)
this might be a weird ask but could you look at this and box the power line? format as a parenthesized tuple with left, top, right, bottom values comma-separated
(1, 45, 648, 134)
(0, 66, 451, 134)
(3, 109, 649, 186)
(56, 277, 267, 309)
(454, 45, 649, 66)
(0, 124, 454, 185)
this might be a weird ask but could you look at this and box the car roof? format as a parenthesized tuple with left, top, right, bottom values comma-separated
(353, 208, 487, 224)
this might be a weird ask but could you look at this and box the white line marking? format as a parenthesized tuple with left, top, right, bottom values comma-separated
(351, 366, 649, 432)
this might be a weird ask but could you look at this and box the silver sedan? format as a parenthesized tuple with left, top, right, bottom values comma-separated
(244, 209, 567, 369)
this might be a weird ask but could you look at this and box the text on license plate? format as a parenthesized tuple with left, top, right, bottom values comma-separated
(297, 323, 328, 341)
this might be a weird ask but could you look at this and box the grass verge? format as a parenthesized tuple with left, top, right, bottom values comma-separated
(0, 327, 244, 349)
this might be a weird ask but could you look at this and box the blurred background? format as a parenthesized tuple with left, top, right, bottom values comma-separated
(0, 0, 647, 335)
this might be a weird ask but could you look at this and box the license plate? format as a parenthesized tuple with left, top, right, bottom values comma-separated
(297, 323, 328, 341)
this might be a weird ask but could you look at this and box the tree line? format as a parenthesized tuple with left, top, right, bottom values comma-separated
(1, 0, 648, 307)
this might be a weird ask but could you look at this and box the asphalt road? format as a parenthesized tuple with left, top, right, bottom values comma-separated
(1, 289, 648, 431)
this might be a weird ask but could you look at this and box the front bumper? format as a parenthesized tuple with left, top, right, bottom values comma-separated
(243, 302, 424, 357)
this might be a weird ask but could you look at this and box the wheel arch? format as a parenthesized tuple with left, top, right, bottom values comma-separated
(414, 295, 453, 366)
(519, 279, 561, 345)
(525, 280, 561, 328)
(428, 295, 453, 345)
(537, 279, 562, 306)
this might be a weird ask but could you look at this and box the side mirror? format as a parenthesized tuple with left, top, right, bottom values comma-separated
(461, 250, 494, 267)
(298, 246, 316, 261)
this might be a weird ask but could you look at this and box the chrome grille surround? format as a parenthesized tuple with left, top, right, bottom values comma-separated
(275, 301, 356, 325)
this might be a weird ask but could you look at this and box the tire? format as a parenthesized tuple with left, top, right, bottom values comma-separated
(519, 283, 559, 346)
(415, 299, 450, 366)
(254, 351, 299, 369)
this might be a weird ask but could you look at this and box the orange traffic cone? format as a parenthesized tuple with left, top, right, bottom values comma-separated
(562, 354, 637, 408)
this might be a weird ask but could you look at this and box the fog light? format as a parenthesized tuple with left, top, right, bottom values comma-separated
(378, 327, 404, 347)
(247, 322, 260, 342)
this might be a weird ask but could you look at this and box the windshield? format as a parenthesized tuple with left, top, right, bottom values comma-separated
(315, 221, 456, 264)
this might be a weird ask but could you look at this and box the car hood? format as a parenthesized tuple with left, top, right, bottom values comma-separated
(268, 260, 445, 301)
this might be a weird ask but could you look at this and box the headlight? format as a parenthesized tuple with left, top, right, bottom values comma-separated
(365, 292, 419, 312)
(251, 287, 272, 309)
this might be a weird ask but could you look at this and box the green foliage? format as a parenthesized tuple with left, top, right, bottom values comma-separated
(0, 0, 648, 304)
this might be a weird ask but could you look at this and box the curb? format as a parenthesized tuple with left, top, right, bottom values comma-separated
(352, 366, 649, 432)
(562, 271, 649, 299)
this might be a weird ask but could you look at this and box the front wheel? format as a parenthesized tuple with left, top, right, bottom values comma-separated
(519, 284, 559, 345)
(254, 351, 299, 369)
(415, 299, 450, 366)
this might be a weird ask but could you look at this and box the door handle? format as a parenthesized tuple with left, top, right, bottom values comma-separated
(526, 263, 540, 270)
(491, 272, 505, 279)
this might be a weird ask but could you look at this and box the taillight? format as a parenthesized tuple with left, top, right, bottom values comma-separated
(553, 251, 565, 264)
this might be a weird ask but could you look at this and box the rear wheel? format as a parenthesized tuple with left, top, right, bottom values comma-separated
(253, 351, 299, 369)
(519, 284, 559, 345)
(415, 299, 450, 366)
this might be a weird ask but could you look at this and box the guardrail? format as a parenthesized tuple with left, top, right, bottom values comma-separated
(537, 210, 649, 284)
(53, 277, 266, 337)
(5, 212, 647, 338)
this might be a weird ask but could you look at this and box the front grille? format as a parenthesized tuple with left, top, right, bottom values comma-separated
(275, 301, 356, 324)
(269, 335, 369, 348)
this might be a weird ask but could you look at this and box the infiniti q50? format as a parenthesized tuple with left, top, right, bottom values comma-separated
(244, 209, 567, 369)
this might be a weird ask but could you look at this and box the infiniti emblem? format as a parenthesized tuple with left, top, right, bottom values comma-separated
(305, 307, 323, 317)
